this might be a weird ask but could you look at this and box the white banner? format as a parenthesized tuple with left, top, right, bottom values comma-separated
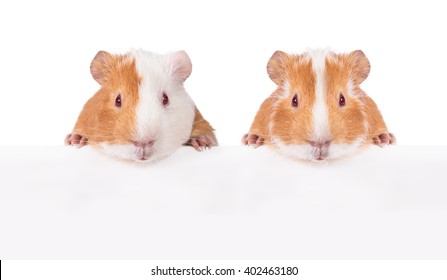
(2, 260, 447, 280)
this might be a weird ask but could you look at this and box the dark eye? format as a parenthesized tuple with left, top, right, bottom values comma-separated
(162, 92, 169, 106)
(291, 94, 298, 108)
(339, 93, 346, 107)
(115, 94, 122, 108)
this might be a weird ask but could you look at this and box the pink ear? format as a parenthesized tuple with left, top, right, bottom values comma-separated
(90, 51, 113, 85)
(348, 50, 371, 84)
(168, 50, 192, 83)
(267, 51, 289, 85)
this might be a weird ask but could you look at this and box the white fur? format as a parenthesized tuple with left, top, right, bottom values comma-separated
(274, 137, 364, 161)
(100, 143, 139, 161)
(132, 49, 165, 143)
(279, 80, 290, 98)
(346, 79, 356, 98)
(273, 137, 315, 161)
(100, 50, 195, 163)
(326, 137, 364, 159)
(306, 49, 331, 142)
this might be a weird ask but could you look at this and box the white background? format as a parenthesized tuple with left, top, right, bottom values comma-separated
(0, 0, 446, 146)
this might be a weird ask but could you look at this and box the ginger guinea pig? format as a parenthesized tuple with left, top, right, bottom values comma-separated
(243, 49, 395, 161)
(66, 49, 217, 162)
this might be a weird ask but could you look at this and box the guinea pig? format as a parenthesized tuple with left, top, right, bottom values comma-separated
(242, 49, 395, 161)
(65, 49, 217, 162)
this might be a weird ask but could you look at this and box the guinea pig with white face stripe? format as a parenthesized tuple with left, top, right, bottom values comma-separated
(65, 49, 217, 163)
(243, 49, 395, 161)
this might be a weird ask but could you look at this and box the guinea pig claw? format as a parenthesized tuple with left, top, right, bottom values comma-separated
(204, 136, 214, 150)
(242, 133, 264, 148)
(389, 133, 396, 145)
(65, 134, 72, 145)
(372, 136, 381, 146)
(374, 132, 396, 147)
(255, 136, 264, 147)
(197, 136, 208, 147)
(190, 139, 201, 151)
(65, 133, 87, 148)
(79, 136, 88, 147)
(189, 135, 213, 151)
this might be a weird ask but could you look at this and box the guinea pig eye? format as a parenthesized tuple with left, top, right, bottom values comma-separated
(291, 94, 298, 108)
(339, 93, 346, 107)
(162, 92, 169, 106)
(115, 94, 122, 108)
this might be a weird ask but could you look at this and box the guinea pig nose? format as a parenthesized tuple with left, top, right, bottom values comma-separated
(132, 140, 155, 148)
(309, 140, 332, 148)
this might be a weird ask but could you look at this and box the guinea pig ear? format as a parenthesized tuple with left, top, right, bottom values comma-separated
(267, 51, 289, 85)
(90, 51, 113, 85)
(348, 50, 371, 84)
(167, 50, 192, 83)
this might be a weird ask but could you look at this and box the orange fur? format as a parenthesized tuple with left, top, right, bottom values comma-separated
(246, 49, 393, 151)
(247, 96, 276, 141)
(361, 94, 389, 138)
(249, 53, 317, 145)
(269, 56, 315, 145)
(188, 107, 218, 145)
(325, 53, 368, 144)
(73, 53, 140, 145)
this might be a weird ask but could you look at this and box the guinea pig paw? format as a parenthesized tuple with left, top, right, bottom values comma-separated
(242, 134, 264, 148)
(65, 133, 88, 148)
(373, 133, 396, 147)
(189, 135, 213, 151)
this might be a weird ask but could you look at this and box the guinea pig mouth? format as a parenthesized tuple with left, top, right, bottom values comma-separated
(135, 148, 154, 161)
(138, 156, 149, 161)
(312, 148, 329, 162)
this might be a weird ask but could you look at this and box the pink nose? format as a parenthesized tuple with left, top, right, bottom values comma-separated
(133, 140, 154, 148)
(309, 140, 331, 148)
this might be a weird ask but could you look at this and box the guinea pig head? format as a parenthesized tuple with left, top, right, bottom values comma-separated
(74, 50, 195, 162)
(267, 49, 370, 161)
